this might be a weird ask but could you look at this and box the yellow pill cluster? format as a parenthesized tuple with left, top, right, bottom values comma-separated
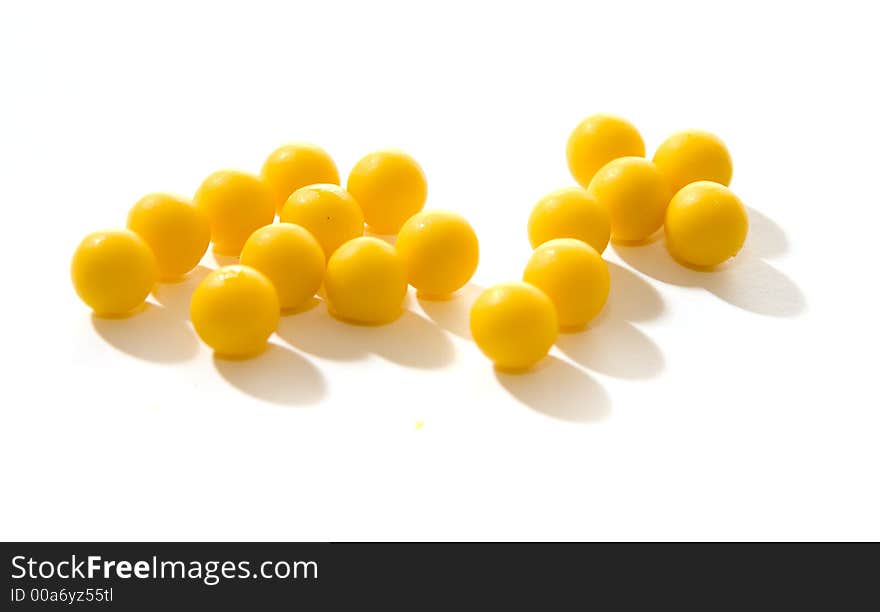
(72, 143, 480, 359)
(471, 114, 749, 372)
(71, 117, 751, 380)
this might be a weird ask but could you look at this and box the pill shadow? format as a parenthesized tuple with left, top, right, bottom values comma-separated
(417, 282, 485, 339)
(151, 265, 213, 319)
(371, 308, 456, 368)
(277, 300, 456, 369)
(213, 342, 326, 406)
(276, 299, 366, 361)
(554, 262, 665, 379)
(613, 209, 805, 318)
(91, 303, 200, 363)
(556, 317, 664, 380)
(604, 262, 665, 322)
(495, 356, 611, 423)
(745, 206, 789, 259)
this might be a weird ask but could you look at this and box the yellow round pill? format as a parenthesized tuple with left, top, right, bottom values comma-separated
(324, 237, 407, 325)
(665, 181, 749, 268)
(587, 157, 672, 243)
(190, 265, 280, 357)
(126, 193, 210, 281)
(566, 113, 645, 188)
(279, 184, 364, 259)
(653, 129, 733, 194)
(193, 170, 275, 256)
(71, 229, 157, 317)
(470, 282, 558, 372)
(240, 223, 325, 312)
(260, 143, 340, 213)
(396, 210, 479, 299)
(346, 149, 427, 234)
(527, 187, 610, 253)
(523, 238, 609, 330)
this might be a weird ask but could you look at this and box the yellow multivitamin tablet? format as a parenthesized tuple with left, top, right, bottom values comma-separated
(523, 238, 609, 330)
(324, 237, 407, 325)
(346, 149, 427, 234)
(193, 170, 275, 256)
(587, 157, 672, 243)
(470, 282, 558, 372)
(566, 114, 645, 188)
(260, 143, 340, 214)
(395, 210, 479, 299)
(190, 265, 280, 358)
(527, 187, 610, 253)
(126, 193, 210, 281)
(279, 184, 364, 259)
(71, 229, 157, 317)
(653, 129, 733, 194)
(240, 223, 325, 312)
(665, 181, 749, 268)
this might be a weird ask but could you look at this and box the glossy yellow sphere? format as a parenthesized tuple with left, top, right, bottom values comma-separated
(71, 229, 157, 317)
(126, 193, 210, 281)
(527, 187, 610, 253)
(190, 265, 280, 357)
(279, 184, 364, 258)
(260, 143, 340, 213)
(587, 157, 672, 243)
(523, 238, 609, 330)
(193, 170, 275, 256)
(665, 181, 749, 268)
(324, 237, 407, 325)
(653, 129, 733, 194)
(240, 223, 325, 311)
(470, 282, 558, 372)
(396, 210, 479, 299)
(346, 150, 427, 234)
(566, 114, 645, 188)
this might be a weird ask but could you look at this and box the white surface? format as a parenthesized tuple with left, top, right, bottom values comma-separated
(1, 0, 878, 541)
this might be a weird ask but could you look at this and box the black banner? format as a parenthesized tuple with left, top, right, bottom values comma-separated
(1, 542, 876, 609)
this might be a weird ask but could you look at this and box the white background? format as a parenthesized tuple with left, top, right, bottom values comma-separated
(1, 0, 878, 541)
